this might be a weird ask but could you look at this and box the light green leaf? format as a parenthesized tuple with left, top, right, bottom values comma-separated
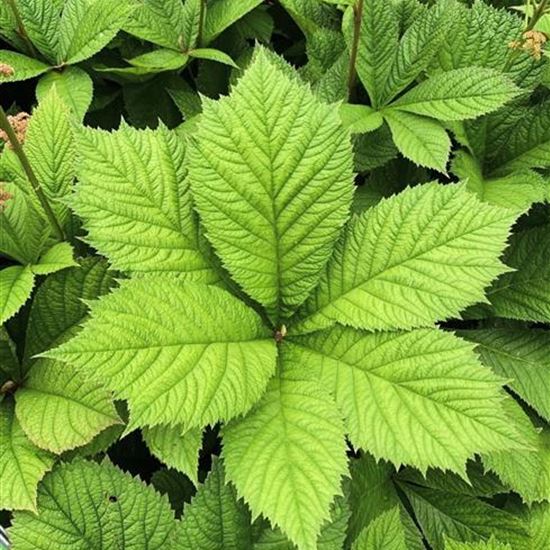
(461, 329, 550, 422)
(287, 327, 525, 474)
(352, 506, 407, 550)
(36, 67, 94, 121)
(203, 0, 263, 43)
(189, 48, 354, 321)
(296, 183, 515, 333)
(47, 279, 277, 430)
(0, 266, 34, 325)
(342, 0, 398, 108)
(444, 537, 511, 550)
(383, 110, 451, 172)
(31, 242, 77, 276)
(9, 459, 179, 548)
(180, 0, 202, 50)
(142, 424, 201, 485)
(178, 458, 253, 548)
(223, 374, 347, 550)
(127, 49, 188, 71)
(189, 48, 239, 68)
(390, 68, 520, 121)
(0, 400, 54, 511)
(339, 104, 384, 134)
(526, 503, 550, 549)
(0, 50, 50, 82)
(72, 124, 218, 280)
(15, 360, 120, 454)
(57, 0, 134, 65)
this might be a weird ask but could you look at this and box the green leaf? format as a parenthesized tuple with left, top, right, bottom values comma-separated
(461, 329, 550, 422)
(47, 278, 277, 430)
(72, 124, 218, 280)
(180, 0, 202, 50)
(15, 360, 120, 454)
(0, 329, 19, 386)
(383, 110, 451, 172)
(127, 49, 189, 71)
(352, 506, 407, 550)
(0, 266, 34, 325)
(390, 68, 520, 121)
(189, 48, 354, 321)
(31, 242, 77, 276)
(0, 50, 50, 82)
(57, 0, 134, 65)
(36, 67, 94, 121)
(339, 104, 384, 134)
(9, 459, 179, 548)
(296, 183, 515, 333)
(0, 400, 54, 511)
(444, 537, 512, 550)
(189, 48, 239, 69)
(223, 374, 347, 550)
(142, 424, 201, 485)
(203, 0, 263, 43)
(178, 458, 253, 548)
(287, 327, 525, 474)
(343, 0, 398, 108)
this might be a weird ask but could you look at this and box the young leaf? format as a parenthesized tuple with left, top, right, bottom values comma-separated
(189, 48, 354, 321)
(390, 68, 520, 121)
(339, 104, 384, 134)
(287, 327, 525, 474)
(9, 459, 179, 548)
(0, 50, 50, 82)
(47, 279, 277, 430)
(127, 49, 189, 71)
(0, 266, 34, 325)
(296, 183, 516, 333)
(352, 506, 407, 550)
(15, 360, 120, 454)
(36, 67, 94, 121)
(189, 48, 239, 69)
(72, 124, 218, 280)
(203, 0, 263, 43)
(142, 424, 201, 485)
(223, 375, 347, 550)
(31, 242, 77, 276)
(0, 400, 54, 512)
(177, 458, 253, 547)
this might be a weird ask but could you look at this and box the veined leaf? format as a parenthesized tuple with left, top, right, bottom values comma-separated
(127, 49, 189, 71)
(15, 360, 120, 454)
(352, 506, 407, 550)
(31, 242, 77, 276)
(223, 374, 347, 550)
(295, 183, 516, 333)
(444, 537, 512, 550)
(178, 458, 253, 548)
(339, 104, 384, 134)
(287, 327, 525, 474)
(0, 266, 34, 325)
(383, 110, 451, 171)
(203, 0, 263, 43)
(189, 48, 239, 69)
(390, 68, 520, 121)
(189, 48, 354, 321)
(142, 424, 201, 485)
(72, 124, 218, 280)
(9, 459, 179, 549)
(0, 50, 50, 82)
(0, 400, 54, 512)
(47, 279, 277, 430)
(180, 0, 202, 50)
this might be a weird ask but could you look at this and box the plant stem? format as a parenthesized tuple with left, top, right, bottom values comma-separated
(0, 105, 65, 241)
(5, 0, 37, 58)
(197, 0, 206, 48)
(347, 0, 364, 101)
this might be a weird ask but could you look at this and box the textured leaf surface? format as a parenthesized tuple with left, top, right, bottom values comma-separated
(391, 68, 519, 121)
(223, 374, 347, 550)
(72, 124, 217, 280)
(142, 424, 201, 485)
(15, 360, 120, 454)
(383, 111, 451, 171)
(48, 279, 277, 430)
(178, 458, 253, 548)
(352, 506, 407, 550)
(288, 327, 524, 473)
(31, 242, 77, 276)
(296, 183, 515, 332)
(189, 48, 354, 320)
(203, 0, 264, 43)
(0, 266, 34, 325)
(0, 401, 53, 511)
(444, 537, 511, 550)
(0, 50, 50, 82)
(9, 459, 178, 549)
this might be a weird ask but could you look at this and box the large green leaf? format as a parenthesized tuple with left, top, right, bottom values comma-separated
(189, 48, 354, 322)
(223, 373, 347, 550)
(72, 124, 218, 280)
(0, 50, 50, 82)
(287, 327, 525, 474)
(9, 459, 179, 548)
(295, 183, 516, 333)
(47, 279, 277, 430)
(0, 266, 34, 325)
(203, 0, 264, 43)
(0, 400, 54, 511)
(352, 506, 407, 550)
